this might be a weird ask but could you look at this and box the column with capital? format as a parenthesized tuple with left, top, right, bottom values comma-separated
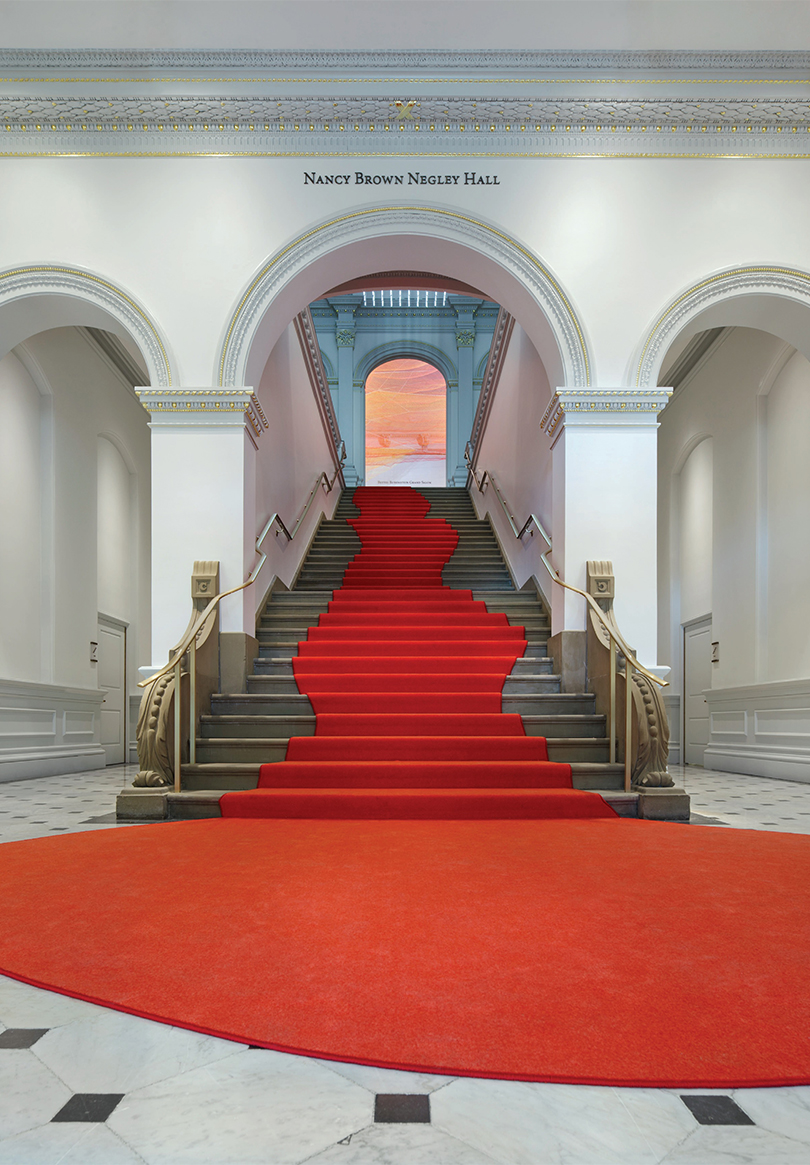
(333, 300, 359, 486)
(136, 387, 260, 670)
(542, 387, 672, 669)
(451, 305, 477, 485)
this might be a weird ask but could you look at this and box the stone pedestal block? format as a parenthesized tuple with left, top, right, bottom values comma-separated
(116, 787, 168, 820)
(635, 786, 691, 821)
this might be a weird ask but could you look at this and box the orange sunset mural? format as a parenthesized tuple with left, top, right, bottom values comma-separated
(364, 359, 447, 486)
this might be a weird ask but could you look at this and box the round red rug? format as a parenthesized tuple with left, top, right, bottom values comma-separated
(1, 816, 808, 1087)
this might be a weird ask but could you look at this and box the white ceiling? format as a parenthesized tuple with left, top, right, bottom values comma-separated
(1, 0, 809, 52)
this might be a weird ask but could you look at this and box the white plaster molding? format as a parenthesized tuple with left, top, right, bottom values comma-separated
(634, 265, 810, 388)
(0, 263, 174, 387)
(703, 678, 810, 783)
(1, 49, 808, 73)
(757, 340, 796, 397)
(136, 387, 263, 434)
(469, 308, 515, 463)
(540, 387, 672, 442)
(217, 207, 591, 391)
(5, 95, 810, 132)
(0, 678, 105, 783)
(293, 310, 343, 469)
(5, 126, 810, 160)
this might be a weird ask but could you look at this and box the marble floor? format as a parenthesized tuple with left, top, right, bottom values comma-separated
(1, 762, 809, 1165)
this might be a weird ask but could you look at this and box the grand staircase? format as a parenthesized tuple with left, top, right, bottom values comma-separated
(175, 488, 630, 818)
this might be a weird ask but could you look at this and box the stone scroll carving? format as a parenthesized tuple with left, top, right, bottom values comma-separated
(134, 669, 184, 788)
(585, 560, 673, 788)
(134, 561, 220, 788)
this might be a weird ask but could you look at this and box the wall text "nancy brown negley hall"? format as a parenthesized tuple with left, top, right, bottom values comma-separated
(304, 171, 501, 185)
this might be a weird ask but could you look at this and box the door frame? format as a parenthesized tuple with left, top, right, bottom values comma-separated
(682, 614, 712, 768)
(97, 612, 128, 766)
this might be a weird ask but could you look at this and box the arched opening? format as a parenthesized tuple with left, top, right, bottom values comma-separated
(364, 358, 447, 487)
(650, 274, 810, 778)
(0, 278, 157, 777)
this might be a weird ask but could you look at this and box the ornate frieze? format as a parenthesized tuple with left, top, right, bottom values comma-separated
(0, 49, 808, 72)
(335, 329, 356, 348)
(455, 329, 476, 348)
(136, 387, 264, 434)
(2, 49, 809, 159)
(540, 388, 672, 441)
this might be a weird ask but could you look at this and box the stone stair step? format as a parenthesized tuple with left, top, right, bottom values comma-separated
(502, 693, 595, 715)
(522, 714, 606, 738)
(547, 738, 611, 762)
(161, 784, 639, 822)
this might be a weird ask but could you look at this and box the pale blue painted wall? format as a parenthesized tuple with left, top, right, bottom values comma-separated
(310, 292, 499, 486)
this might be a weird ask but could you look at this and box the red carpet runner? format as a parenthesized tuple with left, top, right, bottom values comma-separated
(220, 486, 613, 820)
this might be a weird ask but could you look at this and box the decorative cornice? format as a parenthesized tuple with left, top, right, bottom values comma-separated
(4, 96, 810, 129)
(469, 308, 515, 461)
(4, 97, 810, 159)
(0, 263, 172, 386)
(634, 264, 810, 387)
(136, 387, 259, 429)
(293, 310, 343, 471)
(1, 49, 809, 74)
(540, 388, 672, 441)
(3, 48, 809, 159)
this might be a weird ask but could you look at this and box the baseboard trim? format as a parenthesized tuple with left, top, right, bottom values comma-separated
(703, 744, 810, 784)
(0, 745, 107, 783)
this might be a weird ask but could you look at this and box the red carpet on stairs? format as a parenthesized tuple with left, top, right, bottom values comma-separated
(220, 486, 611, 821)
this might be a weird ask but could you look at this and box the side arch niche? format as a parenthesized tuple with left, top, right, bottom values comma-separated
(215, 206, 592, 393)
(634, 264, 810, 389)
(0, 262, 175, 387)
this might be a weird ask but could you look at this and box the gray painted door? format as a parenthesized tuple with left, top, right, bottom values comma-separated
(98, 616, 126, 765)
(684, 617, 712, 766)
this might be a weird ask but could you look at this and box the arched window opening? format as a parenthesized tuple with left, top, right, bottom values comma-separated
(364, 358, 447, 487)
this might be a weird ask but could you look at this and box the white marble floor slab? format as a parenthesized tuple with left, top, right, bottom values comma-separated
(1, 762, 809, 1164)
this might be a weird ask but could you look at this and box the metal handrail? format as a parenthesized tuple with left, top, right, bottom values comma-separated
(137, 444, 345, 792)
(465, 444, 667, 792)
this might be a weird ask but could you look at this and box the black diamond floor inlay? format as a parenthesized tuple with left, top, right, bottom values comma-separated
(374, 1094, 431, 1123)
(0, 1028, 49, 1049)
(51, 1094, 125, 1123)
(681, 1095, 755, 1125)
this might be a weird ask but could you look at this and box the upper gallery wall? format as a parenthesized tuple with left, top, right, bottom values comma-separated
(2, 41, 810, 394)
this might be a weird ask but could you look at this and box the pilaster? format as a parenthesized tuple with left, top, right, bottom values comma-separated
(331, 297, 360, 486)
(137, 388, 261, 667)
(541, 387, 671, 667)
(450, 299, 478, 484)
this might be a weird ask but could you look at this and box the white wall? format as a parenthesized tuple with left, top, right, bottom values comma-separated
(97, 435, 134, 624)
(0, 327, 150, 780)
(766, 351, 810, 683)
(0, 351, 43, 683)
(678, 437, 714, 626)
(252, 320, 340, 612)
(470, 322, 554, 596)
(658, 327, 810, 780)
(3, 158, 810, 395)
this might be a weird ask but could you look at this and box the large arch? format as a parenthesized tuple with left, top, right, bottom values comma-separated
(354, 341, 457, 387)
(216, 206, 592, 392)
(0, 262, 176, 387)
(633, 264, 810, 389)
